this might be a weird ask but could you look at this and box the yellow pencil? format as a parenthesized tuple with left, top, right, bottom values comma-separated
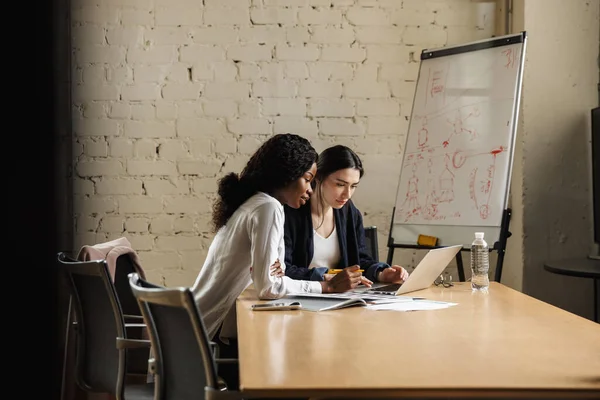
(327, 269, 364, 274)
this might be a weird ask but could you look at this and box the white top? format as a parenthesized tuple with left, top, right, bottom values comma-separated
(192, 192, 322, 341)
(308, 226, 341, 270)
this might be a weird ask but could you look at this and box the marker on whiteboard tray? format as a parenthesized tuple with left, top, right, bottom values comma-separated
(417, 234, 439, 247)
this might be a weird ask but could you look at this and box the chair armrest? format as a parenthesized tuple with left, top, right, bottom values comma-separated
(205, 387, 243, 400)
(214, 358, 238, 364)
(217, 377, 228, 391)
(116, 337, 151, 349)
(209, 341, 219, 358)
(148, 358, 156, 374)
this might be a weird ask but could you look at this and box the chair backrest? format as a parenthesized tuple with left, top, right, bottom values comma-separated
(128, 273, 219, 400)
(114, 254, 143, 318)
(57, 252, 126, 398)
(113, 254, 150, 376)
(364, 226, 379, 262)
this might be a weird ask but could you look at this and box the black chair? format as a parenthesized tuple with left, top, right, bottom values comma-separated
(364, 226, 379, 262)
(113, 253, 152, 375)
(57, 253, 154, 400)
(114, 253, 145, 321)
(128, 272, 242, 400)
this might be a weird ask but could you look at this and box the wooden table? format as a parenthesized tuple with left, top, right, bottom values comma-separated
(236, 282, 600, 398)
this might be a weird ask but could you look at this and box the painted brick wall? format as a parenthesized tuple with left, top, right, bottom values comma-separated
(71, 0, 496, 286)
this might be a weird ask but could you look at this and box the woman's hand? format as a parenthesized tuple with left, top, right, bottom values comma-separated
(359, 276, 373, 287)
(377, 265, 409, 283)
(269, 259, 285, 277)
(322, 265, 372, 293)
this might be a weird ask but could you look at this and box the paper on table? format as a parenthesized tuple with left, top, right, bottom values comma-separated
(289, 292, 419, 302)
(367, 300, 457, 311)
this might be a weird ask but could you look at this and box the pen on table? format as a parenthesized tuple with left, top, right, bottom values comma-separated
(327, 269, 364, 274)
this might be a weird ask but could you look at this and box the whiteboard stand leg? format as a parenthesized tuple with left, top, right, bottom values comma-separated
(385, 206, 397, 266)
(386, 248, 394, 266)
(455, 252, 466, 282)
(494, 208, 513, 283)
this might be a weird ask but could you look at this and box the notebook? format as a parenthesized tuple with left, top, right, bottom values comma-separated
(360, 245, 462, 296)
(264, 296, 369, 312)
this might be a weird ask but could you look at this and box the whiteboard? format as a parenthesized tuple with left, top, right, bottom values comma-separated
(391, 33, 527, 247)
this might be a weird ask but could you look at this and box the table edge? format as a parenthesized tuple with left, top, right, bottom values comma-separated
(239, 387, 600, 399)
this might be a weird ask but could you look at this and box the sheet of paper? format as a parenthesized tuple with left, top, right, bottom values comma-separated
(287, 292, 418, 302)
(366, 300, 457, 311)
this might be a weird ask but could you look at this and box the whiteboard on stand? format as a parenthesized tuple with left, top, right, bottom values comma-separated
(391, 32, 527, 248)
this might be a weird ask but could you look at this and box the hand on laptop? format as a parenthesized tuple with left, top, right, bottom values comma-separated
(359, 276, 373, 287)
(377, 265, 409, 283)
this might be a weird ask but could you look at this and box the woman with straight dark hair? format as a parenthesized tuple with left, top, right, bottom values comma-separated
(284, 144, 409, 288)
(192, 135, 357, 389)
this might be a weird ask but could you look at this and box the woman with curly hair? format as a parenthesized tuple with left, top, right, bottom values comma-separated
(191, 134, 358, 389)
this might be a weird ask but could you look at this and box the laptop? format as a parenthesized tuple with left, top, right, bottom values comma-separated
(359, 245, 463, 296)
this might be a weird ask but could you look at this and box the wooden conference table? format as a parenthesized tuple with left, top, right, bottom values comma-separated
(236, 282, 600, 398)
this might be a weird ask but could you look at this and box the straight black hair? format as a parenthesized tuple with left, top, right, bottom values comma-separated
(313, 145, 364, 228)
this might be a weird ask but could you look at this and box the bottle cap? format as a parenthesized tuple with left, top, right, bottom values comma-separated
(475, 232, 484, 239)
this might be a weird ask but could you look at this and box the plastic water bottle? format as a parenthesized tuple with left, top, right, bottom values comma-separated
(470, 232, 490, 291)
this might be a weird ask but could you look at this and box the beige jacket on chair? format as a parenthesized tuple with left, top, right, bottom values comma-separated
(76, 236, 146, 281)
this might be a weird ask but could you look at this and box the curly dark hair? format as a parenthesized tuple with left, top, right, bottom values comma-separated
(211, 133, 318, 231)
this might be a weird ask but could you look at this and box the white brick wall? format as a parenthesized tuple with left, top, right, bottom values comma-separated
(71, 0, 496, 285)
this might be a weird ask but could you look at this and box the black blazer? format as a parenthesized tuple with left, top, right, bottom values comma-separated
(283, 199, 389, 282)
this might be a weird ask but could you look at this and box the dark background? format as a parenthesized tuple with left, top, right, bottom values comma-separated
(16, 0, 73, 397)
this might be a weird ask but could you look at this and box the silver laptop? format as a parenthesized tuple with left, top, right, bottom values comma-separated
(361, 245, 463, 296)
